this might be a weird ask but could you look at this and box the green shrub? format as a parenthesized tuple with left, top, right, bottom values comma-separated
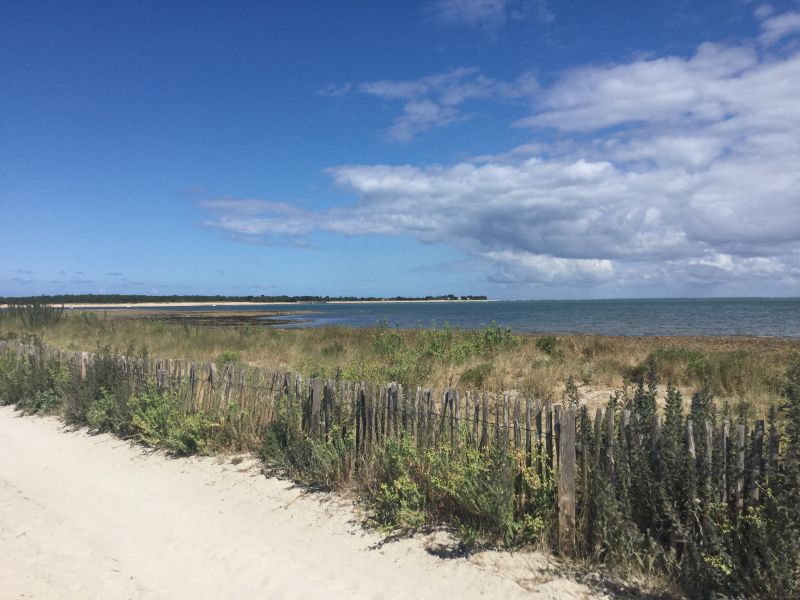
(62, 344, 135, 425)
(467, 322, 520, 356)
(536, 335, 558, 356)
(216, 350, 240, 366)
(0, 345, 69, 412)
(86, 388, 120, 432)
(128, 383, 215, 455)
(374, 436, 425, 529)
(425, 444, 519, 546)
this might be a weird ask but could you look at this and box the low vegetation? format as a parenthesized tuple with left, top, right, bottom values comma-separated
(1, 309, 796, 415)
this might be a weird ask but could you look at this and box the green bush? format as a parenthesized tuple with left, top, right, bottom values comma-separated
(374, 436, 425, 529)
(128, 383, 215, 455)
(535, 335, 558, 356)
(216, 350, 240, 366)
(86, 388, 120, 432)
(0, 345, 69, 412)
(62, 344, 136, 425)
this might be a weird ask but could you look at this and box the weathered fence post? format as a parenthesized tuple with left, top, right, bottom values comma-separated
(558, 406, 577, 557)
(525, 397, 532, 469)
(503, 394, 510, 456)
(480, 392, 489, 451)
(310, 378, 323, 437)
(704, 420, 714, 499)
(722, 420, 729, 504)
(546, 401, 553, 477)
(554, 404, 562, 473)
(605, 405, 616, 483)
(749, 420, 764, 505)
(736, 424, 746, 517)
(453, 389, 460, 451)
(594, 407, 602, 473)
(80, 351, 88, 380)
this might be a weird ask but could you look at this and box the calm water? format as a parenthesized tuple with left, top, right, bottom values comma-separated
(88, 298, 800, 338)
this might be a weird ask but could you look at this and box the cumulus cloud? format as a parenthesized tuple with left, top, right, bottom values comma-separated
(203, 17, 800, 294)
(358, 68, 537, 140)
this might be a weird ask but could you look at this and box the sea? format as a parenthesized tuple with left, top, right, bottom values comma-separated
(86, 298, 800, 338)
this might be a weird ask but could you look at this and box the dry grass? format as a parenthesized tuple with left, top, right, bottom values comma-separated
(2, 311, 797, 416)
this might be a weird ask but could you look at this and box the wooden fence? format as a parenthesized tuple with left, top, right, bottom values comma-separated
(0, 339, 779, 557)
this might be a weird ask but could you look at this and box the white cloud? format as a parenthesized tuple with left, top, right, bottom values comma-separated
(516, 42, 760, 132)
(759, 11, 800, 45)
(359, 68, 537, 140)
(200, 199, 314, 237)
(203, 16, 800, 295)
(483, 250, 614, 284)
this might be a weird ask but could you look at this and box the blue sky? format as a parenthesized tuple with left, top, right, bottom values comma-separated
(2, 0, 799, 299)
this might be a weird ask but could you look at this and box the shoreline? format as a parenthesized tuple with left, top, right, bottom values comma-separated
(0, 299, 490, 309)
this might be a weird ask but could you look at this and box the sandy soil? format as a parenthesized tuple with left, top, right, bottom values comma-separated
(0, 406, 610, 600)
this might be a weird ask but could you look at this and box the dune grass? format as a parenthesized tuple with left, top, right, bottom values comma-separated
(1, 311, 796, 416)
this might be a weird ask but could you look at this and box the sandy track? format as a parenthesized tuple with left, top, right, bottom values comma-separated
(0, 406, 605, 599)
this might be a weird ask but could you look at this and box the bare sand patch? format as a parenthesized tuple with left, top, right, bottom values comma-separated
(0, 406, 611, 600)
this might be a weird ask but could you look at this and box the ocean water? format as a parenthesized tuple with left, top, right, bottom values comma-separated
(100, 298, 800, 338)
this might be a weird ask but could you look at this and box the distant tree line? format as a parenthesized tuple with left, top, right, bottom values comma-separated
(0, 293, 488, 304)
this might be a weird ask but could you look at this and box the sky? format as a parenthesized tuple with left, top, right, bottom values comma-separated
(2, 0, 799, 300)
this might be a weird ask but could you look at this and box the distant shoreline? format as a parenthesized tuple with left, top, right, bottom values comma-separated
(0, 299, 490, 309)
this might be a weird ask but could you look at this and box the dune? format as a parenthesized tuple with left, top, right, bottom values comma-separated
(0, 406, 607, 599)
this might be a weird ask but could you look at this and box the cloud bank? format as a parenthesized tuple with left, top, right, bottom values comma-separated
(204, 16, 800, 296)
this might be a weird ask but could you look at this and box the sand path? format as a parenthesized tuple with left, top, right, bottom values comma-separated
(0, 406, 606, 599)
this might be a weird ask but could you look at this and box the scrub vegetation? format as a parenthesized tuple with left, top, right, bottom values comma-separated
(1, 308, 796, 415)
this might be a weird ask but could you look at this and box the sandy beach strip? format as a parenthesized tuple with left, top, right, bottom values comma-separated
(0, 406, 607, 600)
